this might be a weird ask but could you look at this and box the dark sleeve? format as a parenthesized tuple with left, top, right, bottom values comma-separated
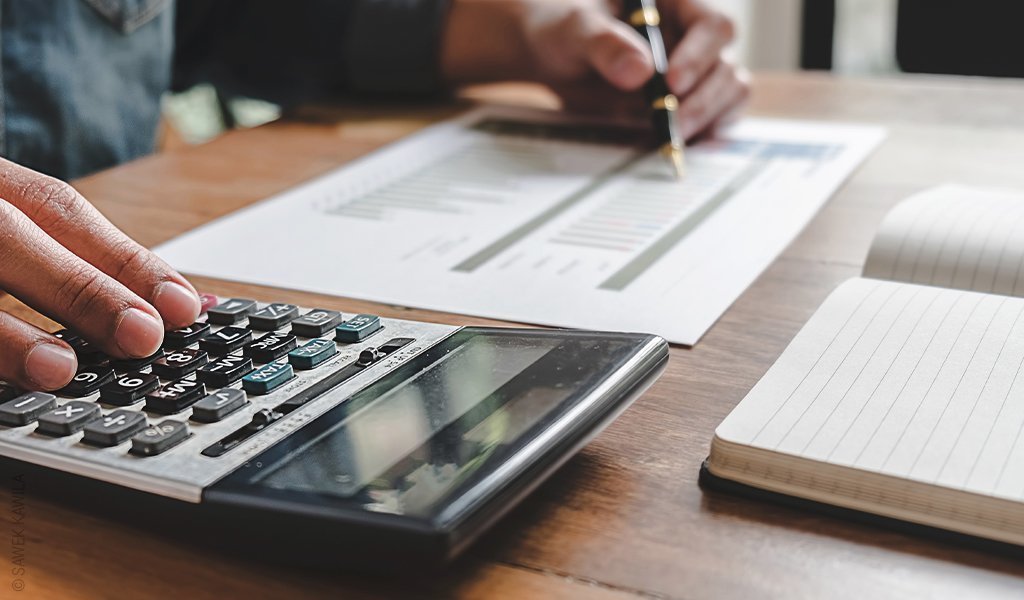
(172, 0, 452, 106)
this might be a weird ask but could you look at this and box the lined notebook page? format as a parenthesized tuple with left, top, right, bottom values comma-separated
(716, 278, 1024, 501)
(864, 185, 1024, 297)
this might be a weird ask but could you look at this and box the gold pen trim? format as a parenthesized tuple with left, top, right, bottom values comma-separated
(628, 7, 660, 27)
(652, 94, 679, 111)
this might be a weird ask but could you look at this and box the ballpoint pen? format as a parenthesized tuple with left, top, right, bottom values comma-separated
(623, 0, 686, 178)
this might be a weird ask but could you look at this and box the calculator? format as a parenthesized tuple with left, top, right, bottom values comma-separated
(0, 298, 667, 566)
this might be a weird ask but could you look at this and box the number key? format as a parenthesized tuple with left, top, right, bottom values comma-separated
(164, 322, 211, 349)
(199, 327, 252, 356)
(59, 366, 115, 398)
(100, 372, 160, 406)
(152, 349, 209, 379)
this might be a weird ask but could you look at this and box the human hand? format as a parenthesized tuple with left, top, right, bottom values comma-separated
(0, 159, 201, 391)
(441, 0, 750, 139)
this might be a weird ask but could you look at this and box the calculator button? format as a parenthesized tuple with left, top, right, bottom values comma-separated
(288, 339, 338, 370)
(0, 382, 20, 403)
(197, 355, 254, 387)
(81, 410, 147, 447)
(191, 388, 247, 423)
(144, 379, 207, 415)
(199, 293, 219, 315)
(241, 362, 294, 395)
(36, 401, 101, 437)
(53, 329, 82, 345)
(100, 372, 160, 406)
(110, 349, 164, 373)
(335, 314, 382, 343)
(151, 349, 209, 379)
(247, 303, 299, 331)
(0, 393, 57, 427)
(291, 309, 343, 338)
(130, 420, 189, 456)
(59, 366, 116, 398)
(206, 299, 256, 325)
(199, 327, 253, 356)
(164, 322, 211, 349)
(70, 339, 110, 365)
(244, 331, 298, 363)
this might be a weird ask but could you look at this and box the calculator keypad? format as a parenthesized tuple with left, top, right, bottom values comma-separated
(0, 298, 449, 503)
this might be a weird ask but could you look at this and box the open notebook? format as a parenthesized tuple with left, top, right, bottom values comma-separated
(705, 185, 1024, 546)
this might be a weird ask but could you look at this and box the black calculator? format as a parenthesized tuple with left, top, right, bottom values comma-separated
(0, 298, 667, 567)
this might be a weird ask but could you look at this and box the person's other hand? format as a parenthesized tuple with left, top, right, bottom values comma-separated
(441, 0, 750, 140)
(0, 159, 201, 391)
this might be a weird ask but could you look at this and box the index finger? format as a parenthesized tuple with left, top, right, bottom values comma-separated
(0, 159, 200, 329)
(664, 10, 735, 97)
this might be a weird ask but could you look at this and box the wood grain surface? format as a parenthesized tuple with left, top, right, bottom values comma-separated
(2, 73, 1024, 599)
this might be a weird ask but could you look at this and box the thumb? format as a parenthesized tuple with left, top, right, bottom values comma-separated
(576, 12, 655, 91)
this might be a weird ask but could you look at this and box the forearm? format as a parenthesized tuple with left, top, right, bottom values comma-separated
(440, 0, 534, 84)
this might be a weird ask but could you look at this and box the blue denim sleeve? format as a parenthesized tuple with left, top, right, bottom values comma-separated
(173, 0, 452, 105)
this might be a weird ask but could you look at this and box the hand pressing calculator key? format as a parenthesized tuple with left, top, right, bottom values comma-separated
(0, 298, 667, 567)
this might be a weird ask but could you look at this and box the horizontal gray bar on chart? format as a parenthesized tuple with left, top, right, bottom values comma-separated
(451, 154, 643, 273)
(598, 160, 770, 291)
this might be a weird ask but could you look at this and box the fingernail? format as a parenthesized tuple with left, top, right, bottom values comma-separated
(115, 308, 164, 357)
(25, 343, 78, 390)
(153, 282, 201, 326)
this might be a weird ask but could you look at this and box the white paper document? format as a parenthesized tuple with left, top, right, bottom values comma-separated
(156, 107, 884, 345)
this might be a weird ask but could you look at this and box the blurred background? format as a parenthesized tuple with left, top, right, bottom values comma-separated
(163, 0, 1024, 146)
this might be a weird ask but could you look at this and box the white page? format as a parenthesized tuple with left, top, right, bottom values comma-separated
(155, 106, 884, 345)
(864, 184, 1024, 297)
(716, 277, 1024, 501)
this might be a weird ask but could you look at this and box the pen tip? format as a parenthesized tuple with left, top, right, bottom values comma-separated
(669, 146, 685, 180)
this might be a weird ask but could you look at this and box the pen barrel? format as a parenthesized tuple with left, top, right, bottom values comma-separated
(646, 76, 680, 148)
(624, 0, 681, 149)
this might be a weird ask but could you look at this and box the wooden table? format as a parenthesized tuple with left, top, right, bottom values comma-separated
(5, 73, 1024, 599)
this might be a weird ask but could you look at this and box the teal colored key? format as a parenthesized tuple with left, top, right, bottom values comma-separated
(288, 339, 338, 370)
(241, 361, 294, 395)
(335, 314, 382, 343)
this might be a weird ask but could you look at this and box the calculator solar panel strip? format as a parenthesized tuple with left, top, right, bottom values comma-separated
(0, 299, 668, 566)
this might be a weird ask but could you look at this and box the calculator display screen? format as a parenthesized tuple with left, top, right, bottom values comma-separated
(247, 329, 641, 519)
